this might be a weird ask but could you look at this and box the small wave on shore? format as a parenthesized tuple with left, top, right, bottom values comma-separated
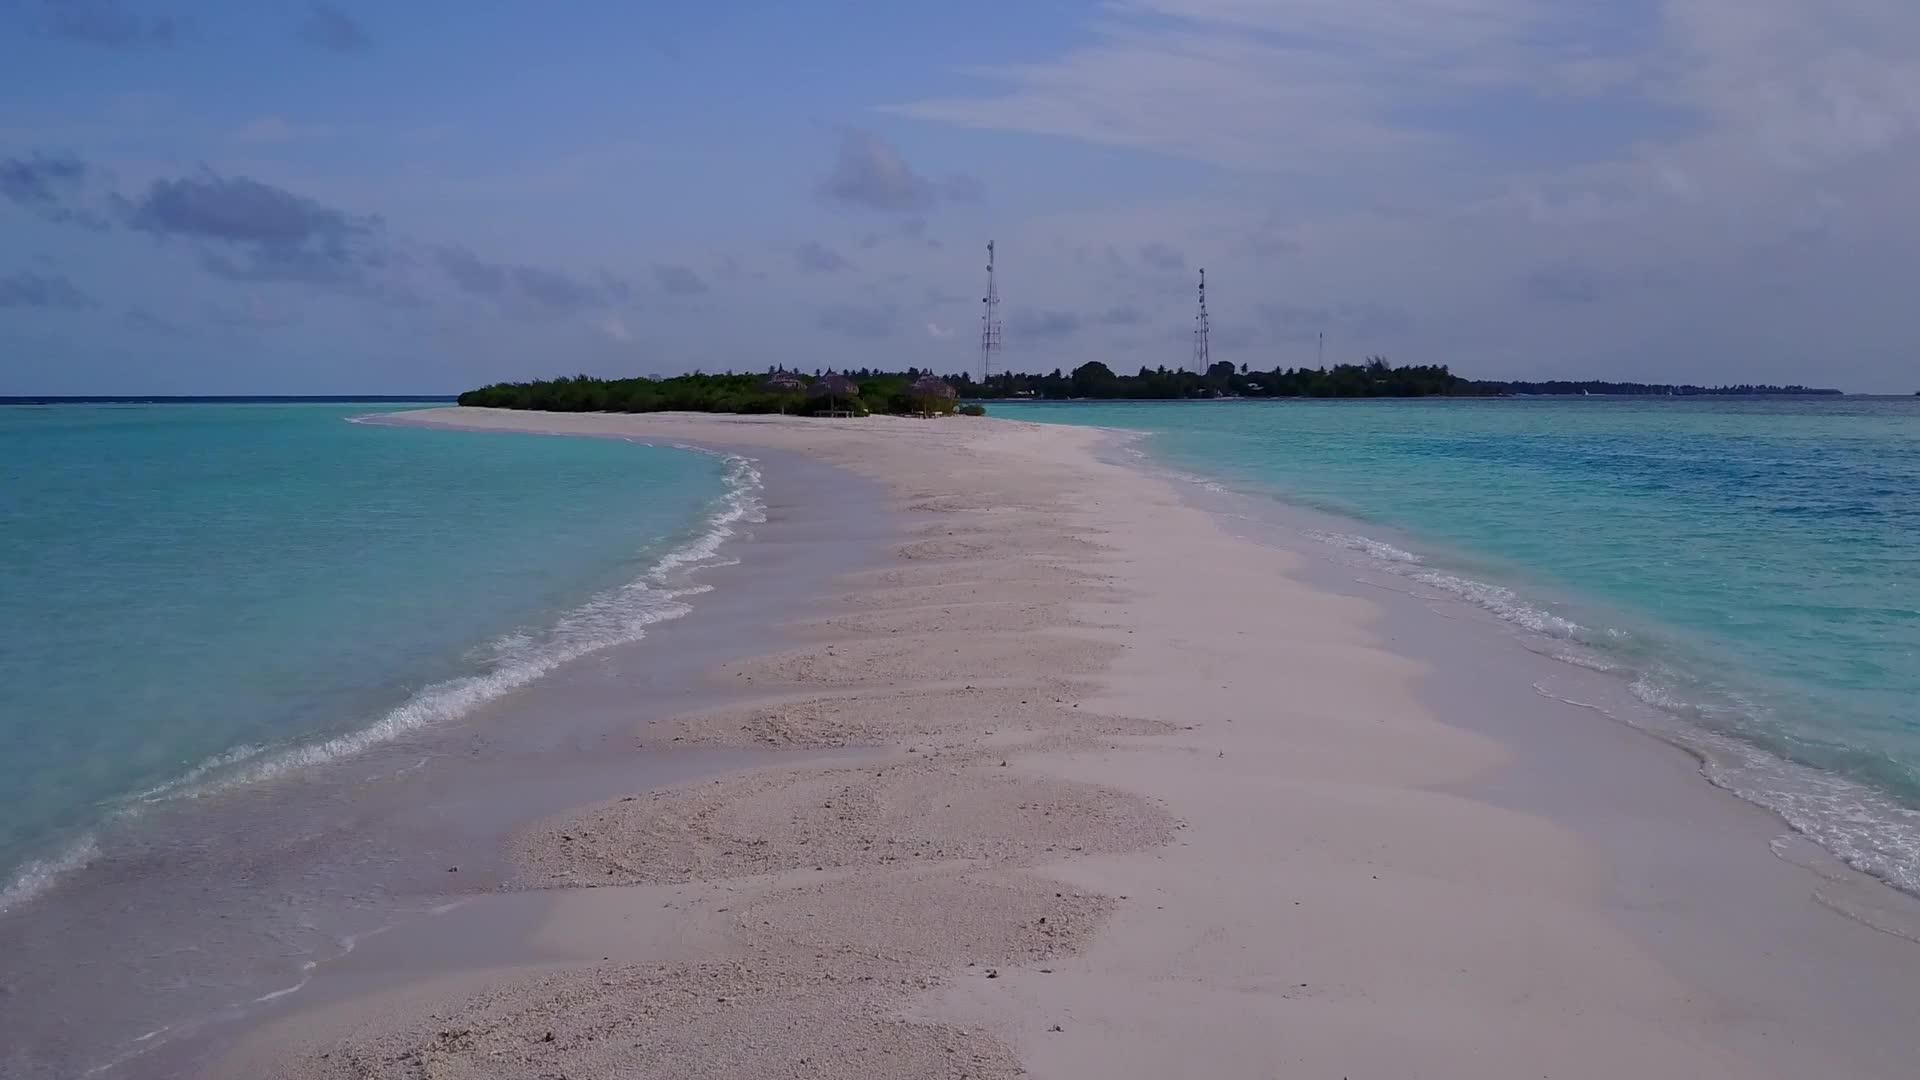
(1143, 439, 1920, 900)
(1307, 521, 1920, 897)
(0, 834, 101, 915)
(1308, 529, 1586, 639)
(150, 451, 761, 805)
(2, 451, 765, 912)
(1024, 398, 1920, 908)
(1531, 671, 1920, 898)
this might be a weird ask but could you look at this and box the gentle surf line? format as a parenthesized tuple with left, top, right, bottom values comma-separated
(1321, 527, 1920, 897)
(1131, 442, 1920, 900)
(0, 445, 765, 918)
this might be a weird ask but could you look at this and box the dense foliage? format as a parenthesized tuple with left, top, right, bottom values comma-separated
(952, 361, 1837, 399)
(458, 362, 1839, 415)
(1453, 379, 1840, 396)
(954, 359, 1457, 399)
(457, 370, 957, 416)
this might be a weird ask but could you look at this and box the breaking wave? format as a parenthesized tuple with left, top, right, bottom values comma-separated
(4, 452, 764, 909)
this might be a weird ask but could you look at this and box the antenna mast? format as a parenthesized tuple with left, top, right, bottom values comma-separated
(1192, 267, 1210, 372)
(980, 240, 1002, 386)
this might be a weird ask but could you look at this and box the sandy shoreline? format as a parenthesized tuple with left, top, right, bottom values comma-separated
(210, 406, 1920, 1079)
(0, 440, 903, 1079)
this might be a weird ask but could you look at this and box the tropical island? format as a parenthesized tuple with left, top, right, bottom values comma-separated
(458, 370, 975, 417)
(967, 361, 1840, 399)
(457, 360, 1840, 415)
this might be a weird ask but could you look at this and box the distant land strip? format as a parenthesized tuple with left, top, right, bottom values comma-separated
(456, 361, 1841, 415)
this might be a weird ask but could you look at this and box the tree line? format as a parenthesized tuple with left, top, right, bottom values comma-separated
(954, 361, 1837, 399)
(956, 359, 1457, 399)
(457, 361, 1839, 415)
(1452, 378, 1840, 397)
(457, 370, 961, 416)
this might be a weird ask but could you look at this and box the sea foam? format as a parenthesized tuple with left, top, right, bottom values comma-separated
(0, 834, 101, 914)
(149, 450, 763, 806)
(1324, 527, 1920, 896)
(1307, 529, 1586, 639)
(5, 448, 767, 917)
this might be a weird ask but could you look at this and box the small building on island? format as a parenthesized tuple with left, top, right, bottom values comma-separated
(905, 374, 959, 417)
(758, 371, 806, 413)
(808, 371, 861, 417)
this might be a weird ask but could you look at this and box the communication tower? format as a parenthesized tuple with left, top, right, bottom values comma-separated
(980, 240, 1002, 385)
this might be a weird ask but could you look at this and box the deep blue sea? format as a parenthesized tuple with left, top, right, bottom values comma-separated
(1001, 397, 1920, 892)
(0, 404, 750, 912)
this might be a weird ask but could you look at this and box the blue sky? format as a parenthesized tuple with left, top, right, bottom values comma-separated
(3, 0, 1917, 393)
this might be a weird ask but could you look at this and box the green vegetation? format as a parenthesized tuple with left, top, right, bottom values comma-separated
(956, 359, 1458, 399)
(956, 360, 1838, 399)
(457, 361, 1839, 415)
(1455, 378, 1841, 397)
(958, 403, 987, 416)
(457, 369, 958, 417)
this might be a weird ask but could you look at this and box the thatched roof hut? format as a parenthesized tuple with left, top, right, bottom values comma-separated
(759, 371, 805, 394)
(903, 374, 960, 416)
(808, 371, 861, 417)
(808, 372, 860, 398)
(908, 374, 958, 400)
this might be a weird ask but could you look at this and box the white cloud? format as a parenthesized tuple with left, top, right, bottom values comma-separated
(880, 0, 1920, 390)
(888, 0, 1641, 170)
(599, 316, 631, 343)
(891, 0, 1920, 200)
(1658, 0, 1920, 170)
(819, 129, 982, 213)
(926, 321, 954, 339)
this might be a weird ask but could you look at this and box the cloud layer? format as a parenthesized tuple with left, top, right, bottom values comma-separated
(436, 246, 619, 312)
(34, 0, 181, 49)
(654, 264, 709, 295)
(0, 270, 95, 309)
(817, 302, 897, 339)
(3, 151, 631, 328)
(297, 3, 370, 53)
(6, 3, 1918, 392)
(1, 153, 106, 227)
(122, 171, 387, 285)
(795, 240, 851, 274)
(819, 129, 982, 213)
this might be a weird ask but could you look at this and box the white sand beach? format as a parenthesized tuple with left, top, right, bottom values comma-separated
(210, 407, 1920, 1079)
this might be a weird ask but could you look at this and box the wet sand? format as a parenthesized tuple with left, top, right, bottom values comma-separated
(0, 450, 888, 1079)
(207, 407, 1920, 1079)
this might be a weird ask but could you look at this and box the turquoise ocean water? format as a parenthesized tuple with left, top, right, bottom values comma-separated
(0, 404, 750, 911)
(1003, 397, 1920, 892)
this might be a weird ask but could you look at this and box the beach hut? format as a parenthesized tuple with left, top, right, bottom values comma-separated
(808, 372, 861, 417)
(758, 371, 806, 413)
(906, 374, 959, 416)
